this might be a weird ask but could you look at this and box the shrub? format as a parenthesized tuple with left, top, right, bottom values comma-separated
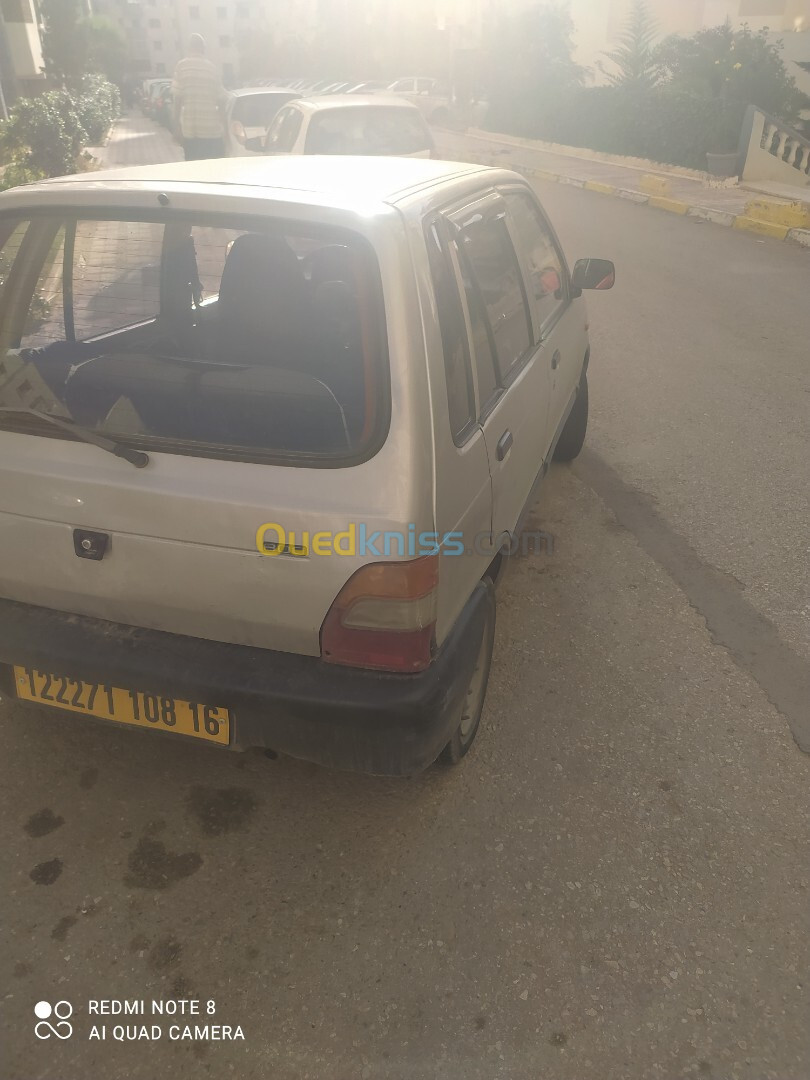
(0, 159, 47, 192)
(76, 73, 121, 144)
(0, 75, 119, 184)
(2, 91, 86, 177)
(486, 85, 747, 170)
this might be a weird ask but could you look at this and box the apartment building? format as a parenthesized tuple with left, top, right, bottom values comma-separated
(92, 0, 275, 83)
(0, 0, 45, 103)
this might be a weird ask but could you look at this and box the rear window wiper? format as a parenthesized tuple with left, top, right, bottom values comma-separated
(0, 408, 149, 468)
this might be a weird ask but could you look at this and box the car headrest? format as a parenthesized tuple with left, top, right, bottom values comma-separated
(218, 233, 307, 330)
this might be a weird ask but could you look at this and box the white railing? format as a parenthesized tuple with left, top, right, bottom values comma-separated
(739, 105, 810, 186)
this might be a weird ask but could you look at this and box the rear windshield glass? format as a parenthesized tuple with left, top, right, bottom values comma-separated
(304, 107, 431, 155)
(231, 93, 293, 128)
(0, 214, 388, 465)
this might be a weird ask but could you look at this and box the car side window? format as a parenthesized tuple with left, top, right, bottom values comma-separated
(453, 238, 499, 412)
(425, 221, 475, 442)
(504, 191, 565, 335)
(458, 213, 532, 381)
(265, 105, 302, 152)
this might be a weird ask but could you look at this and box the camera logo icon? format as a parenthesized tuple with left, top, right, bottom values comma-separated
(34, 1000, 73, 1040)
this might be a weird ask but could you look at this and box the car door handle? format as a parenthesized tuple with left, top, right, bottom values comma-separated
(551, 350, 561, 370)
(496, 429, 513, 461)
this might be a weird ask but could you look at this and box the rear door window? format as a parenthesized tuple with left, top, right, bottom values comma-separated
(425, 220, 475, 442)
(0, 213, 389, 465)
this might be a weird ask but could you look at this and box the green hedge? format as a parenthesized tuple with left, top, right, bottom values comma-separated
(487, 86, 747, 170)
(0, 75, 120, 188)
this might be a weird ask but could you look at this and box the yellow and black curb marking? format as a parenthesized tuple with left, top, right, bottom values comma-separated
(456, 149, 810, 248)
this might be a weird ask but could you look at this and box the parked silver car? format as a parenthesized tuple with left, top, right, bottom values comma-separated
(0, 156, 613, 774)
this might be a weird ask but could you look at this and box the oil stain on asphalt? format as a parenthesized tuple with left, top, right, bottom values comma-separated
(24, 808, 64, 837)
(30, 858, 63, 885)
(124, 837, 202, 890)
(186, 786, 257, 836)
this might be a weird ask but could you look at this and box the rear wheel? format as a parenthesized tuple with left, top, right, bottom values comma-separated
(553, 373, 589, 462)
(438, 579, 496, 766)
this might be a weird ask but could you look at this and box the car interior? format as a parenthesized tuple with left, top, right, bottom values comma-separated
(1, 218, 383, 459)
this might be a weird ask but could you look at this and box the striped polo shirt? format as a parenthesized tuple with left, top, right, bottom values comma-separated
(172, 56, 224, 140)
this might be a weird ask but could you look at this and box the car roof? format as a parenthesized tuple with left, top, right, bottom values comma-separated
(289, 94, 419, 113)
(229, 86, 297, 97)
(20, 156, 492, 210)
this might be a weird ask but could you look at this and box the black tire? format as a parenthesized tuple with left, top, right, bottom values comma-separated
(438, 579, 496, 766)
(553, 373, 589, 462)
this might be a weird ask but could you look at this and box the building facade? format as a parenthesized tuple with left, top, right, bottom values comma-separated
(0, 0, 45, 105)
(91, 0, 275, 84)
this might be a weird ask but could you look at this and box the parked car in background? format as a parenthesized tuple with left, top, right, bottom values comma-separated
(224, 88, 301, 156)
(154, 85, 174, 129)
(263, 96, 435, 157)
(385, 76, 454, 125)
(320, 82, 354, 94)
(0, 156, 613, 774)
(142, 79, 172, 118)
(345, 81, 385, 94)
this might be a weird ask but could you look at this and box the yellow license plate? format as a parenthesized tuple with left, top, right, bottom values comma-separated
(13, 666, 230, 746)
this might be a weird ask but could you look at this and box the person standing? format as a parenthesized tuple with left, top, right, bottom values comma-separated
(172, 34, 225, 161)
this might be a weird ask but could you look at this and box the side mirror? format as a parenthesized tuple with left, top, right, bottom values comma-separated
(571, 258, 615, 294)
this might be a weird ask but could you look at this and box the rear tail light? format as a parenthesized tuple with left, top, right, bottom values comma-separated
(231, 120, 247, 144)
(320, 556, 438, 672)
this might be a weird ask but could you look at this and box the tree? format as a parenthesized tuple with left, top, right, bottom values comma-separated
(600, 0, 661, 89)
(39, 0, 87, 86)
(39, 0, 128, 89)
(486, 3, 586, 135)
(84, 17, 129, 87)
(655, 22, 807, 124)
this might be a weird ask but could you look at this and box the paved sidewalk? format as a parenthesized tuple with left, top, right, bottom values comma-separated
(91, 111, 183, 168)
(435, 127, 810, 245)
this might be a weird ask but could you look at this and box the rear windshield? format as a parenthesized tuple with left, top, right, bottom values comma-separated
(231, 93, 294, 128)
(0, 213, 388, 465)
(304, 107, 431, 155)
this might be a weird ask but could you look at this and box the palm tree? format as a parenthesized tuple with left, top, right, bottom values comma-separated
(600, 0, 661, 90)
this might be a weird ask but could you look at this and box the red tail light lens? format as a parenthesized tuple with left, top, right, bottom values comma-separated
(320, 556, 438, 672)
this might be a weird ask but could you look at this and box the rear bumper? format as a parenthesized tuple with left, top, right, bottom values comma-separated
(0, 590, 488, 776)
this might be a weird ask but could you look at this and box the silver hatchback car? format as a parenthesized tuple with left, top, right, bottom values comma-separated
(0, 156, 613, 774)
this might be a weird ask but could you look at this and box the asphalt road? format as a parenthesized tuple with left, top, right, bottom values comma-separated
(2, 175, 809, 1080)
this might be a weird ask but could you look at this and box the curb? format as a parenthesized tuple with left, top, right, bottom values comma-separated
(497, 160, 810, 248)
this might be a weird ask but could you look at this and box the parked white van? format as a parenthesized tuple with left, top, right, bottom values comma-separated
(0, 156, 613, 774)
